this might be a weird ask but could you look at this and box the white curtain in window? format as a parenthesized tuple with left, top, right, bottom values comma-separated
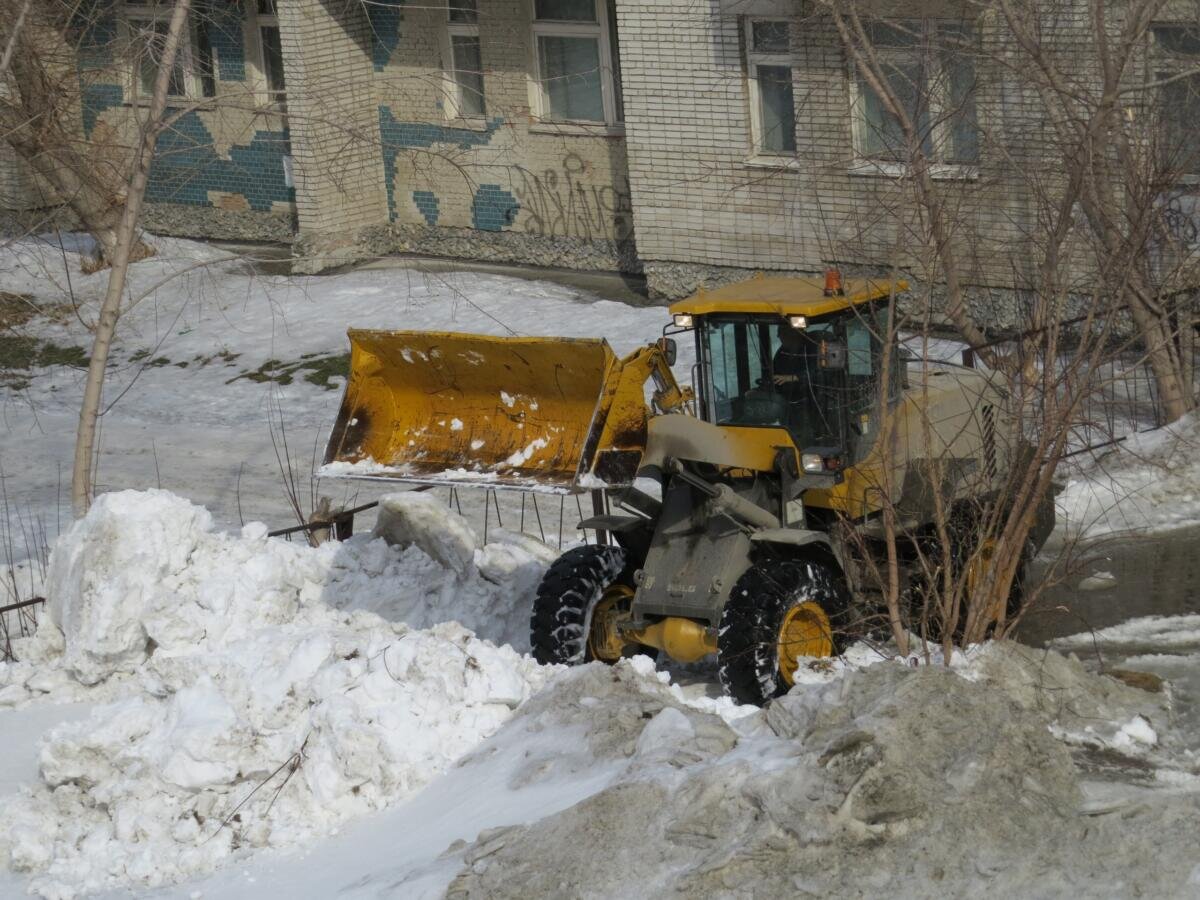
(539, 35, 603, 121)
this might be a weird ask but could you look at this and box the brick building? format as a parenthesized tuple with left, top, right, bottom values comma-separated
(4, 0, 1198, 300)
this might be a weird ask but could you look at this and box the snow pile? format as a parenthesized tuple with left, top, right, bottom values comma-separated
(445, 646, 1197, 898)
(1057, 413, 1200, 537)
(1, 490, 552, 707)
(373, 491, 478, 575)
(0, 490, 556, 897)
(956, 640, 1173, 758)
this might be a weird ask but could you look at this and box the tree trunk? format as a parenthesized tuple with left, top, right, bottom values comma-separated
(71, 0, 192, 516)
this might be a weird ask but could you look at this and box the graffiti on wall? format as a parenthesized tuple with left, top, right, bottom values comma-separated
(512, 154, 633, 242)
(1160, 190, 1200, 248)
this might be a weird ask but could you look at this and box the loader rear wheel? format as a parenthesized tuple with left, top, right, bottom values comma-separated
(718, 557, 851, 706)
(908, 530, 1032, 644)
(530, 545, 651, 666)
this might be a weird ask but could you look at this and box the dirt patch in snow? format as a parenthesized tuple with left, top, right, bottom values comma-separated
(445, 645, 1200, 898)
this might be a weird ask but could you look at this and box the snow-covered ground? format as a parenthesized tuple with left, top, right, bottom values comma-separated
(2, 487, 1197, 898)
(1055, 413, 1200, 538)
(2, 232, 1195, 546)
(3, 234, 1200, 897)
(0, 233, 685, 546)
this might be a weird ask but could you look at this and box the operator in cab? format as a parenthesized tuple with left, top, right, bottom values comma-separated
(771, 323, 819, 432)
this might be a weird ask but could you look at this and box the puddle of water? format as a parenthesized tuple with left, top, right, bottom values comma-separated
(1021, 524, 1200, 646)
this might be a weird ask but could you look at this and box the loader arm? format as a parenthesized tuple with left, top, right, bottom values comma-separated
(321, 330, 691, 493)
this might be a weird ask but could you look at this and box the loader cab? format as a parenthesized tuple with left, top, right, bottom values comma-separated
(669, 274, 906, 467)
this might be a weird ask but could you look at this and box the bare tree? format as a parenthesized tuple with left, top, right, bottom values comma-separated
(0, 0, 154, 267)
(816, 0, 1198, 651)
(71, 0, 194, 514)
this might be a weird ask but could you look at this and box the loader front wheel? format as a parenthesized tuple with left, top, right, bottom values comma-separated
(718, 557, 851, 706)
(530, 545, 649, 666)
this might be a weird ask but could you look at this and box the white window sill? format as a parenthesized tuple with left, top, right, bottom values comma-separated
(445, 116, 490, 132)
(744, 155, 803, 172)
(529, 121, 625, 138)
(848, 159, 979, 181)
(122, 98, 217, 112)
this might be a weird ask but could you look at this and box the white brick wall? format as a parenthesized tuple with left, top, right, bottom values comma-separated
(279, 0, 389, 234)
(616, 1, 1098, 288)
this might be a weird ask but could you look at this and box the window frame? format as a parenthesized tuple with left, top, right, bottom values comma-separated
(443, 0, 487, 122)
(528, 0, 623, 129)
(120, 0, 202, 102)
(1150, 24, 1200, 183)
(744, 18, 798, 159)
(248, 0, 286, 109)
(847, 19, 980, 179)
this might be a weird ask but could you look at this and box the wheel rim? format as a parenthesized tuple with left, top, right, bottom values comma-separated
(778, 601, 833, 686)
(588, 583, 633, 662)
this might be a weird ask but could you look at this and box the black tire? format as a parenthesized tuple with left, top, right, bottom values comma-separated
(909, 526, 1031, 644)
(530, 544, 630, 666)
(717, 556, 852, 706)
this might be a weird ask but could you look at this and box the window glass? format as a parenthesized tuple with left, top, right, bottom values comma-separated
(452, 35, 485, 116)
(137, 20, 186, 96)
(867, 21, 919, 47)
(448, 0, 477, 24)
(757, 65, 796, 153)
(195, 20, 215, 97)
(702, 319, 843, 449)
(257, 0, 276, 16)
(844, 318, 880, 457)
(943, 52, 979, 163)
(260, 25, 285, 94)
(856, 20, 978, 166)
(539, 35, 603, 121)
(1155, 25, 1200, 55)
(607, 0, 623, 121)
(859, 58, 928, 160)
(1156, 28, 1200, 176)
(535, 0, 596, 22)
(1162, 74, 1200, 175)
(752, 20, 789, 52)
(847, 319, 873, 377)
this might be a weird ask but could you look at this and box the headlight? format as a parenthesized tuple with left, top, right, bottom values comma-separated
(801, 449, 844, 473)
(787, 315, 807, 329)
(673, 313, 694, 328)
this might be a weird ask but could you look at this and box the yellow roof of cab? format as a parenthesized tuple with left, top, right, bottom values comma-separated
(669, 274, 906, 318)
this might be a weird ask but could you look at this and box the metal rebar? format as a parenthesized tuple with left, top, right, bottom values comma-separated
(0, 596, 45, 615)
(532, 493, 545, 542)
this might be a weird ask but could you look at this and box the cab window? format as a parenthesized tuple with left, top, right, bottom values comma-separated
(700, 317, 842, 450)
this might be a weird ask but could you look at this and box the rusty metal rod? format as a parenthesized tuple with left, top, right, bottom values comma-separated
(0, 596, 45, 615)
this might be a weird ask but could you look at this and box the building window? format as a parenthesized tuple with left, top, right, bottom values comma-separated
(122, 0, 198, 100)
(851, 21, 979, 167)
(745, 19, 796, 155)
(446, 0, 485, 118)
(532, 0, 622, 125)
(254, 0, 286, 104)
(1153, 25, 1200, 177)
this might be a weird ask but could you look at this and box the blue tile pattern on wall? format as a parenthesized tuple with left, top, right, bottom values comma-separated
(204, 0, 246, 82)
(471, 184, 519, 232)
(377, 106, 503, 219)
(72, 0, 120, 135)
(147, 111, 294, 211)
(412, 191, 440, 226)
(82, 83, 124, 136)
(368, 0, 405, 71)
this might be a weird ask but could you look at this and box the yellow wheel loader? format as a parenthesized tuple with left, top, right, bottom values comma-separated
(324, 273, 1052, 705)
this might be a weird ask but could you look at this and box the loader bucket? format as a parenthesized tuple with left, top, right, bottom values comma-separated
(321, 330, 651, 492)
